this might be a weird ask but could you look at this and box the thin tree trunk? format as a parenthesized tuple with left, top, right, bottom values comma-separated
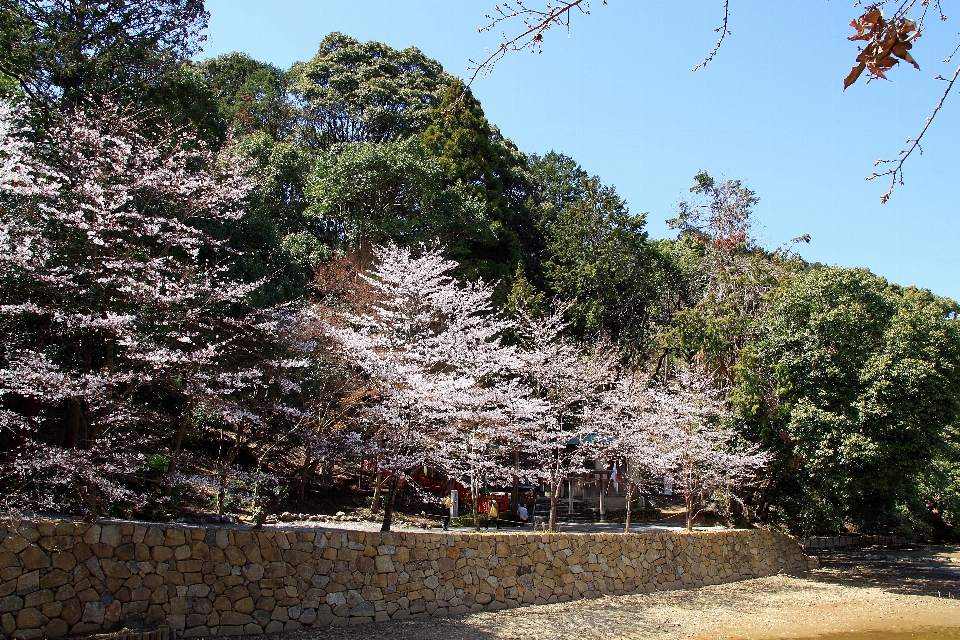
(624, 482, 633, 534)
(76, 473, 99, 521)
(296, 455, 320, 502)
(380, 474, 400, 532)
(168, 405, 191, 475)
(549, 486, 558, 532)
(217, 424, 245, 516)
(512, 450, 520, 517)
(372, 469, 383, 513)
(63, 397, 81, 448)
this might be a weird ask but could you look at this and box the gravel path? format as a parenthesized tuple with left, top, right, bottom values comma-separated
(250, 545, 960, 640)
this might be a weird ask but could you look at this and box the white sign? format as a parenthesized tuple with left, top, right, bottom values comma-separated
(450, 490, 459, 517)
(663, 475, 674, 496)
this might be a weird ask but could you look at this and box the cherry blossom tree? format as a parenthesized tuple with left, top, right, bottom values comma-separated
(328, 245, 459, 531)
(588, 374, 678, 533)
(589, 361, 771, 532)
(514, 303, 618, 530)
(434, 378, 544, 530)
(328, 244, 533, 531)
(0, 99, 309, 518)
(665, 365, 771, 530)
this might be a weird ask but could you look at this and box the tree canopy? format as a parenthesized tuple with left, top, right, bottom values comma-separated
(734, 267, 960, 534)
(2, 9, 959, 540)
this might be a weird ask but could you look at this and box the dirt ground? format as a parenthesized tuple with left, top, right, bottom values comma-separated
(255, 544, 960, 640)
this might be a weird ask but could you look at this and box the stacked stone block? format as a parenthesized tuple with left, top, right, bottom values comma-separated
(0, 519, 809, 638)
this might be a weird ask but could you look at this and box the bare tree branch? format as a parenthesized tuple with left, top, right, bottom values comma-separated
(692, 0, 731, 72)
(868, 62, 960, 203)
(467, 0, 603, 87)
(468, 0, 960, 203)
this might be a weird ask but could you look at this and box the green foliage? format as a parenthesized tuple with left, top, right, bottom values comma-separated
(197, 52, 292, 140)
(916, 425, 960, 538)
(525, 152, 670, 356)
(142, 61, 229, 144)
(734, 266, 960, 535)
(146, 454, 171, 475)
(505, 266, 547, 321)
(422, 80, 525, 285)
(0, 74, 18, 98)
(0, 0, 208, 111)
(294, 32, 452, 149)
(306, 136, 488, 264)
(662, 173, 804, 382)
(216, 132, 316, 304)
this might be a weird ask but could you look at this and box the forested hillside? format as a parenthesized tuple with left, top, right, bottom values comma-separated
(2, 3, 959, 539)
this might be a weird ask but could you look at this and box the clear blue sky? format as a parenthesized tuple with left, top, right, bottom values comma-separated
(200, 0, 960, 301)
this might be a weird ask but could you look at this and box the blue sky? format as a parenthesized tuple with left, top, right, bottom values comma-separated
(200, 0, 960, 300)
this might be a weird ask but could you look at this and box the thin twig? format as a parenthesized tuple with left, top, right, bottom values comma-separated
(693, 0, 732, 72)
(466, 0, 596, 87)
(868, 63, 960, 203)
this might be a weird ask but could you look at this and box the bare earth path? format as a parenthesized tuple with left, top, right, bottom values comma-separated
(254, 545, 960, 640)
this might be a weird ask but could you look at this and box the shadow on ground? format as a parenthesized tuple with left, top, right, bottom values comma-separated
(808, 544, 960, 597)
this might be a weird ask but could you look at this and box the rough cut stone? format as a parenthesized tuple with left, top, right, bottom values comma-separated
(18, 546, 50, 571)
(16, 571, 39, 595)
(45, 617, 69, 638)
(0, 519, 810, 638)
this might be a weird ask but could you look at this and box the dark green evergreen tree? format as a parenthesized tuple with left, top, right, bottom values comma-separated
(0, 0, 208, 112)
(422, 80, 524, 285)
(294, 32, 452, 149)
(734, 267, 960, 535)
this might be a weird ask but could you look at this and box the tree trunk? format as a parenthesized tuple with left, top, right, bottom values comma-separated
(76, 474, 99, 522)
(512, 450, 520, 517)
(624, 483, 634, 534)
(63, 397, 81, 448)
(296, 455, 320, 502)
(474, 480, 484, 532)
(598, 474, 606, 521)
(217, 424, 245, 516)
(549, 486, 559, 531)
(380, 474, 400, 532)
(371, 469, 383, 513)
(80, 483, 100, 522)
(168, 405, 190, 475)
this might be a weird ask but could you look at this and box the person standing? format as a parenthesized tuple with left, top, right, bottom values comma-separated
(486, 500, 500, 530)
(443, 494, 453, 531)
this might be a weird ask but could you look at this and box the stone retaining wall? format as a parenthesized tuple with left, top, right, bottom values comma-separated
(0, 519, 810, 639)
